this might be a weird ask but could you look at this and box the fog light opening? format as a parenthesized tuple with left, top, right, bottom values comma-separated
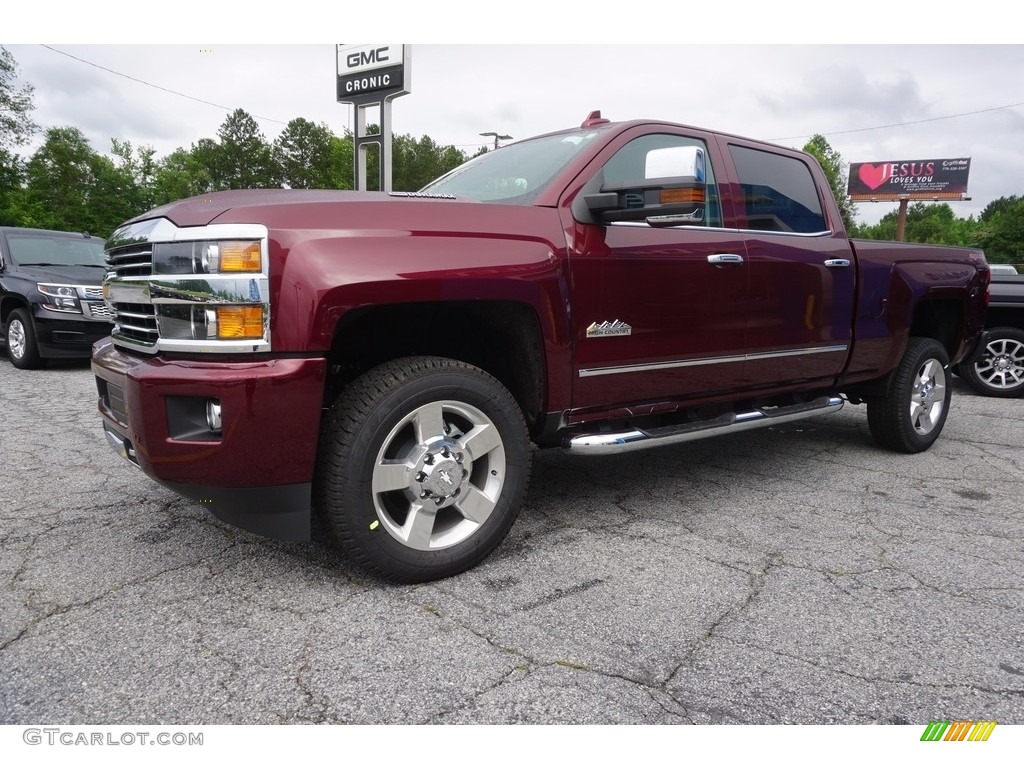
(206, 399, 222, 433)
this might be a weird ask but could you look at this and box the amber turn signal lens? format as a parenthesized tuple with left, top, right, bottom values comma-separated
(660, 188, 705, 204)
(216, 306, 264, 339)
(218, 241, 262, 272)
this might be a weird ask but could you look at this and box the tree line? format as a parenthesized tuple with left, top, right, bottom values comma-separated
(1, 47, 1022, 264)
(0, 49, 475, 238)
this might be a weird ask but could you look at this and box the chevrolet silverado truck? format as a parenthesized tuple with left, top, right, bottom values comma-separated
(958, 272, 1024, 397)
(92, 112, 990, 582)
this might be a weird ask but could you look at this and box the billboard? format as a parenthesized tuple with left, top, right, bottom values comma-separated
(848, 158, 971, 201)
(336, 44, 410, 103)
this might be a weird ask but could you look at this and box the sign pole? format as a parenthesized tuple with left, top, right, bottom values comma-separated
(336, 44, 411, 193)
(895, 198, 909, 242)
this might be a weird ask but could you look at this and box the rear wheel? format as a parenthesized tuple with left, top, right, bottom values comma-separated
(960, 327, 1024, 398)
(867, 337, 951, 453)
(5, 309, 43, 369)
(315, 356, 531, 582)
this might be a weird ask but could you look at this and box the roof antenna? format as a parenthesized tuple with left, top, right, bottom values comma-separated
(581, 110, 610, 128)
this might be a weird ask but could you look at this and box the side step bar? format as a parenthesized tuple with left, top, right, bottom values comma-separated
(564, 396, 844, 455)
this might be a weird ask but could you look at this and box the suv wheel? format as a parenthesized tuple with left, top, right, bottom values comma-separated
(5, 309, 43, 369)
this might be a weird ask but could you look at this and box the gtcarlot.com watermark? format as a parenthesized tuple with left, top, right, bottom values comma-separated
(23, 728, 203, 747)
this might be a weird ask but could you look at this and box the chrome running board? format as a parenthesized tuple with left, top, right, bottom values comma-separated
(564, 396, 844, 455)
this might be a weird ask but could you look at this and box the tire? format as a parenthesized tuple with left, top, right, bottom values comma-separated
(5, 308, 43, 369)
(315, 356, 531, 583)
(867, 337, 951, 453)
(959, 327, 1024, 398)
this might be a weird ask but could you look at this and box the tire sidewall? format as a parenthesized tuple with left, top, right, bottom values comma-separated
(318, 360, 530, 582)
(895, 339, 952, 452)
(962, 327, 1024, 398)
(7, 310, 38, 369)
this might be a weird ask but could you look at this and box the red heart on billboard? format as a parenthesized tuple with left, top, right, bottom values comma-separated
(858, 163, 891, 190)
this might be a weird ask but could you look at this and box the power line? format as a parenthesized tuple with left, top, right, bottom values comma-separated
(39, 45, 289, 126)
(771, 100, 1024, 142)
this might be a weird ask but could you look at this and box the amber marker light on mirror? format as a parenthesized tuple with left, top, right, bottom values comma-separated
(660, 188, 704, 204)
(216, 306, 265, 339)
(217, 241, 262, 272)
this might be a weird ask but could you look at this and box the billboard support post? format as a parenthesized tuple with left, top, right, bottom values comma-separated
(336, 44, 411, 192)
(896, 198, 909, 242)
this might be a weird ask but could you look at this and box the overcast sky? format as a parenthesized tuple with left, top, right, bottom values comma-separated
(4, 7, 1021, 226)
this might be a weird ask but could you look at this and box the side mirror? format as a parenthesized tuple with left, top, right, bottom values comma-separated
(586, 145, 708, 226)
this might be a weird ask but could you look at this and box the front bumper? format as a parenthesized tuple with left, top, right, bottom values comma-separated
(92, 339, 327, 541)
(33, 306, 113, 358)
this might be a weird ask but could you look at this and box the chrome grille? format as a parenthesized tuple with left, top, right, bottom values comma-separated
(107, 243, 153, 278)
(113, 303, 158, 346)
(83, 302, 115, 321)
(81, 286, 105, 300)
(103, 218, 271, 354)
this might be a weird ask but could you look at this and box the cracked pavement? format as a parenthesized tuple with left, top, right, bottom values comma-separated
(1, 356, 1022, 724)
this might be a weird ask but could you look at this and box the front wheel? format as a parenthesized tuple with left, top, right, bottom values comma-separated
(5, 308, 43, 369)
(959, 327, 1024, 398)
(867, 337, 952, 453)
(315, 356, 531, 583)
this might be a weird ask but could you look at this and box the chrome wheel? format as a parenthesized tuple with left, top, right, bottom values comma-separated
(5, 308, 42, 369)
(316, 356, 530, 582)
(372, 400, 506, 551)
(8, 318, 27, 360)
(909, 358, 947, 435)
(973, 336, 1024, 392)
(867, 337, 952, 453)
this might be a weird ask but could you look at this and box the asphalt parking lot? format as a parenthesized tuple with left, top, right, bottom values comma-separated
(1, 355, 1022, 725)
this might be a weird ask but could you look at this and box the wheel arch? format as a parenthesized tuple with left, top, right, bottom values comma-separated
(324, 300, 548, 436)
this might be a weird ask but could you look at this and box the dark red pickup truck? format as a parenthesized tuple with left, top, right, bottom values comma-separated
(92, 113, 990, 581)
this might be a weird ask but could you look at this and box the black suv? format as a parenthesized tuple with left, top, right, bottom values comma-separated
(0, 226, 112, 368)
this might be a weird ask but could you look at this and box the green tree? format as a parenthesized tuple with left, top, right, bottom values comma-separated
(977, 199, 1024, 264)
(110, 138, 157, 214)
(392, 134, 467, 191)
(855, 202, 981, 247)
(273, 118, 335, 189)
(151, 147, 214, 204)
(980, 195, 1021, 222)
(0, 47, 36, 224)
(1, 47, 36, 151)
(214, 108, 278, 189)
(327, 133, 354, 190)
(0, 150, 25, 225)
(802, 134, 855, 233)
(19, 126, 141, 236)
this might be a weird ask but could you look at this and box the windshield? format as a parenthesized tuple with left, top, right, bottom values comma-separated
(421, 130, 604, 204)
(7, 234, 106, 267)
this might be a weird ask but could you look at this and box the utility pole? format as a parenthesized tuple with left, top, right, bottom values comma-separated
(479, 131, 512, 151)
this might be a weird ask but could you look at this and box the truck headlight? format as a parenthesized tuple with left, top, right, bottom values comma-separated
(38, 283, 83, 313)
(153, 240, 263, 275)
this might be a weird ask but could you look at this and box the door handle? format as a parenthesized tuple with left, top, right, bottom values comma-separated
(824, 258, 851, 268)
(707, 254, 744, 265)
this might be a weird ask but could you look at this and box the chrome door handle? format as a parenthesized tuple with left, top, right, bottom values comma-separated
(707, 254, 744, 265)
(824, 258, 851, 268)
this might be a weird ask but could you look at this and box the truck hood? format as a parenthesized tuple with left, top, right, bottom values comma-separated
(132, 189, 421, 228)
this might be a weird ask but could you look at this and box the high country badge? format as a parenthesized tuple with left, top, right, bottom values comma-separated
(586, 320, 632, 338)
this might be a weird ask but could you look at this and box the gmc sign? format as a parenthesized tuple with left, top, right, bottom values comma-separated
(336, 44, 410, 103)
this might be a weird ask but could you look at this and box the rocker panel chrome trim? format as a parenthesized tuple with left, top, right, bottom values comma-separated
(578, 344, 848, 378)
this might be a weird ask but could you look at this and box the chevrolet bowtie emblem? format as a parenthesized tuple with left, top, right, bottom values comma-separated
(586, 320, 632, 338)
